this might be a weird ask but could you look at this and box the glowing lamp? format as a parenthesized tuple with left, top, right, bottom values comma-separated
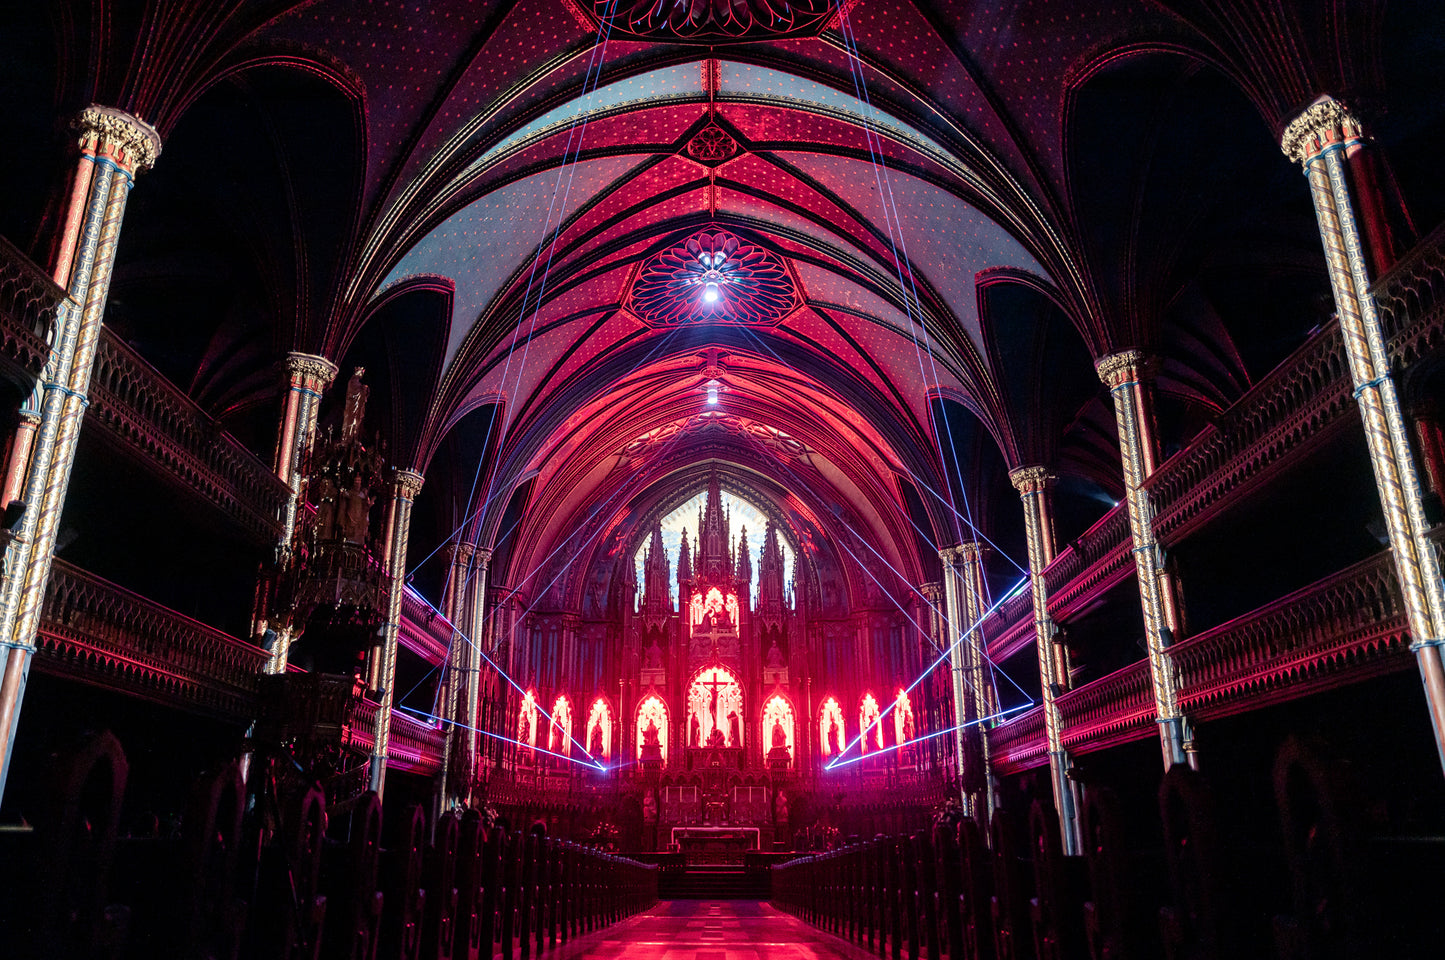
(703, 282, 720, 303)
(707, 386, 719, 405)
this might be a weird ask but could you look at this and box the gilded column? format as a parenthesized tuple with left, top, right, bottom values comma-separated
(0, 107, 160, 802)
(938, 543, 997, 822)
(1096, 351, 1190, 770)
(1283, 97, 1445, 770)
(1009, 466, 1080, 852)
(368, 468, 425, 799)
(0, 409, 42, 506)
(261, 352, 337, 674)
(435, 540, 471, 812)
(464, 547, 491, 803)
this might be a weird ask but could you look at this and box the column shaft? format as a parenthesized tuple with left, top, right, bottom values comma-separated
(464, 548, 491, 804)
(1009, 466, 1081, 853)
(1097, 352, 1189, 769)
(368, 469, 424, 800)
(262, 353, 336, 674)
(939, 543, 997, 822)
(1283, 98, 1445, 771)
(0, 107, 160, 803)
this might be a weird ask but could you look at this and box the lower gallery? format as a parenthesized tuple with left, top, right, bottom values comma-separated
(1, 1, 1444, 957)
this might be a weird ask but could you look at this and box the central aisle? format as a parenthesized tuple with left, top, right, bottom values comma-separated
(557, 900, 869, 960)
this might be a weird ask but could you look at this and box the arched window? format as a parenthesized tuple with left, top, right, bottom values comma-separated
(586, 698, 613, 761)
(687, 666, 743, 749)
(819, 697, 846, 758)
(550, 694, 573, 757)
(636, 695, 669, 765)
(517, 690, 539, 761)
(762, 695, 796, 764)
(860, 693, 883, 753)
(893, 689, 915, 759)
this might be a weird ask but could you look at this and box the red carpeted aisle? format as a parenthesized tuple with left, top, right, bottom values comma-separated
(551, 899, 870, 960)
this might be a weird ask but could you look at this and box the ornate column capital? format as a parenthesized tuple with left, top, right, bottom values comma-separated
(1008, 465, 1055, 495)
(476, 547, 493, 565)
(1094, 349, 1155, 389)
(284, 352, 338, 388)
(939, 541, 987, 565)
(1280, 96, 1364, 165)
(74, 106, 162, 175)
(393, 469, 425, 501)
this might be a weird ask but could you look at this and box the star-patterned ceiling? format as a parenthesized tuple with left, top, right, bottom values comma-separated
(6, 0, 1439, 603)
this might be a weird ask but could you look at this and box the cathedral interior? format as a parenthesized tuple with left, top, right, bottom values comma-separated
(2, 1, 1445, 957)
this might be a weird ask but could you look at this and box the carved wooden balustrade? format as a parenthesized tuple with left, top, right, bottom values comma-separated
(981, 224, 1445, 664)
(35, 558, 269, 719)
(0, 234, 63, 386)
(349, 698, 446, 776)
(36, 559, 451, 772)
(400, 586, 454, 664)
(87, 329, 291, 544)
(988, 551, 1410, 773)
(1171, 551, 1408, 720)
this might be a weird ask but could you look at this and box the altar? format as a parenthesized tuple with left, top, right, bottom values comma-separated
(671, 826, 760, 866)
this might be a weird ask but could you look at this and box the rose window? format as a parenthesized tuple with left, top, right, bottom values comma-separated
(630, 231, 796, 326)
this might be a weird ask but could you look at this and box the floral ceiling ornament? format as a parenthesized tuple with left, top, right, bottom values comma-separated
(686, 124, 740, 166)
(630, 231, 797, 326)
(590, 0, 835, 42)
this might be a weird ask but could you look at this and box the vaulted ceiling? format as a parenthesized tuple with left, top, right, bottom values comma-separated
(5, 0, 1444, 605)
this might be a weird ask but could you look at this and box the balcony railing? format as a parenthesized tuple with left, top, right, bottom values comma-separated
(87, 330, 290, 544)
(987, 551, 1411, 773)
(0, 234, 64, 382)
(400, 588, 454, 665)
(983, 224, 1445, 663)
(36, 559, 450, 773)
(36, 559, 268, 719)
(348, 698, 446, 776)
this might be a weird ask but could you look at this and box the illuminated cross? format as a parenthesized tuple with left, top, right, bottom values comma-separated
(699, 668, 729, 734)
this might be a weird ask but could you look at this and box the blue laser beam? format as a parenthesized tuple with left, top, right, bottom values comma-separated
(825, 575, 1035, 768)
(822, 703, 1032, 770)
(397, 705, 607, 771)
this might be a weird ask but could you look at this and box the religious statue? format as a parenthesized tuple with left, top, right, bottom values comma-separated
(689, 713, 700, 747)
(775, 791, 789, 824)
(639, 718, 662, 764)
(767, 718, 791, 765)
(590, 722, 604, 758)
(340, 367, 368, 443)
(337, 478, 373, 545)
(765, 638, 785, 669)
(550, 723, 563, 755)
(313, 473, 340, 540)
(644, 639, 663, 669)
(518, 713, 531, 747)
(726, 710, 741, 748)
(643, 791, 656, 821)
(706, 724, 726, 748)
(826, 716, 842, 755)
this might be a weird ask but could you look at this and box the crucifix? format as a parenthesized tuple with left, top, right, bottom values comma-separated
(700, 669, 728, 739)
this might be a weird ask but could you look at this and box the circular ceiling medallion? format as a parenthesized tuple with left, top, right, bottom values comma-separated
(630, 232, 797, 326)
(592, 0, 835, 42)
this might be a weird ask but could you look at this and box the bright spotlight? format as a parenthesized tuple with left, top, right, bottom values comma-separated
(707, 386, 719, 405)
(703, 282, 720, 303)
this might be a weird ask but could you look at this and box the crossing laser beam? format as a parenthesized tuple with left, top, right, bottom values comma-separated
(822, 703, 1032, 770)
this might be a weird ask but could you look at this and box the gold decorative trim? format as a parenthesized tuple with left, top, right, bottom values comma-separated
(285, 351, 338, 384)
(1280, 96, 1357, 165)
(394, 469, 425, 499)
(75, 105, 162, 174)
(1094, 349, 1148, 387)
(1008, 464, 1054, 493)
